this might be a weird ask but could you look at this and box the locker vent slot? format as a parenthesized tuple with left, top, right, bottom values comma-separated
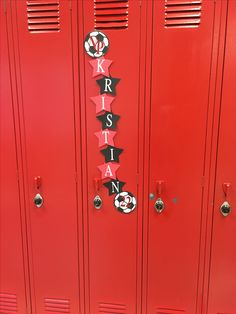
(99, 302, 127, 313)
(27, 1, 60, 33)
(0, 293, 18, 313)
(165, 0, 202, 28)
(156, 308, 185, 314)
(44, 298, 70, 313)
(94, 0, 129, 30)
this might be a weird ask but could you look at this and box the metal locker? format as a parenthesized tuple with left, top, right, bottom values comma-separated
(207, 0, 236, 312)
(144, 1, 218, 313)
(1, 0, 236, 313)
(81, 1, 144, 313)
(0, 4, 28, 312)
(4, 1, 82, 312)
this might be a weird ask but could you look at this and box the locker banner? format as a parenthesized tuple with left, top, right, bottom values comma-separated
(85, 31, 136, 213)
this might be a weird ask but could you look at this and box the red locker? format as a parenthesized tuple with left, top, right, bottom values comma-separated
(144, 1, 217, 313)
(0, 4, 28, 313)
(207, 1, 236, 312)
(4, 1, 82, 313)
(81, 1, 144, 313)
(1, 1, 236, 313)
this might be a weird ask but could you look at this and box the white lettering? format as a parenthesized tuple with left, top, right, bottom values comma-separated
(111, 181, 120, 193)
(110, 148, 114, 161)
(102, 130, 110, 144)
(104, 79, 112, 92)
(101, 96, 105, 110)
(105, 165, 113, 177)
(106, 114, 113, 127)
(97, 59, 105, 73)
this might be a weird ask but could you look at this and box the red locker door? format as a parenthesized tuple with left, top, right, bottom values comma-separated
(0, 4, 28, 313)
(146, 1, 216, 313)
(0, 2, 27, 313)
(11, 1, 81, 312)
(82, 1, 143, 313)
(207, 1, 236, 312)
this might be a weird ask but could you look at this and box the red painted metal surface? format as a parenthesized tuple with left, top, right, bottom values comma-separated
(0, 4, 27, 312)
(8, 1, 81, 312)
(1, 1, 236, 313)
(207, 1, 236, 312)
(146, 1, 216, 313)
(82, 1, 143, 313)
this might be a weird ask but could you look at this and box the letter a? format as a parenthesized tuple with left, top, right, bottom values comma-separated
(105, 165, 113, 177)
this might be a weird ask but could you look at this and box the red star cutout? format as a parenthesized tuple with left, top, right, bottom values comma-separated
(97, 162, 120, 180)
(94, 129, 116, 147)
(90, 94, 115, 114)
(89, 58, 113, 77)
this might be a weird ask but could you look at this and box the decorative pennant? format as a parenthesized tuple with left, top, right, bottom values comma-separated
(98, 162, 120, 180)
(101, 145, 123, 163)
(97, 111, 120, 130)
(96, 76, 120, 96)
(85, 30, 133, 203)
(94, 129, 116, 147)
(90, 95, 115, 114)
(89, 58, 113, 77)
(104, 179, 126, 195)
(84, 31, 109, 58)
(114, 191, 137, 214)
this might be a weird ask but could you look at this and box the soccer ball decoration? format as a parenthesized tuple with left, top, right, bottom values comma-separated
(84, 31, 109, 58)
(114, 192, 137, 214)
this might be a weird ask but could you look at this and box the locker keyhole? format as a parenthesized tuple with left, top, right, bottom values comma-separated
(154, 198, 164, 214)
(220, 201, 231, 217)
(94, 195, 102, 209)
(34, 193, 43, 208)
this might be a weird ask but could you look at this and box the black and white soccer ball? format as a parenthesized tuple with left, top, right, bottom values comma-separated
(84, 31, 109, 58)
(114, 191, 137, 214)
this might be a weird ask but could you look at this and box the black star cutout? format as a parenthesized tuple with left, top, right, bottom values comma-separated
(101, 145, 123, 163)
(103, 179, 126, 195)
(96, 76, 120, 96)
(97, 111, 120, 130)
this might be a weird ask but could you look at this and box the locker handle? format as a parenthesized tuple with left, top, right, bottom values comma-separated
(34, 176, 42, 189)
(223, 182, 231, 198)
(154, 180, 165, 214)
(220, 182, 232, 216)
(33, 176, 43, 208)
(93, 178, 102, 210)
